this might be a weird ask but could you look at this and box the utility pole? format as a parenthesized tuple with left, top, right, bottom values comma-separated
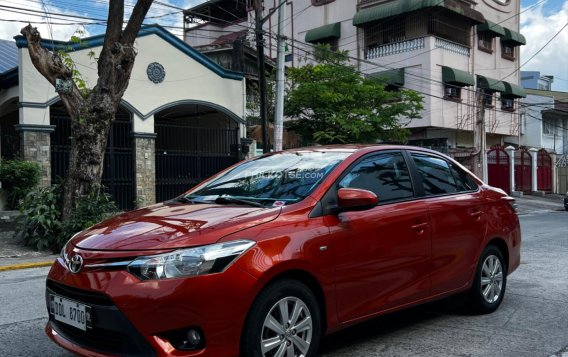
(254, 0, 270, 153)
(474, 88, 487, 181)
(274, 0, 286, 152)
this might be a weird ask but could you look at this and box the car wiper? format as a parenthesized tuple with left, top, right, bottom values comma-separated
(215, 195, 265, 208)
(177, 196, 212, 204)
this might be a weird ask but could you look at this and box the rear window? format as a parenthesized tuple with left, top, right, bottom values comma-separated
(411, 153, 477, 196)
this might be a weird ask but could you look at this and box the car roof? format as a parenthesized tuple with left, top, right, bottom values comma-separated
(280, 144, 437, 155)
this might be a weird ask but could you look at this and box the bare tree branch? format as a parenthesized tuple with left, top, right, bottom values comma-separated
(99, 0, 124, 71)
(20, 24, 72, 86)
(20, 24, 84, 118)
(122, 0, 153, 45)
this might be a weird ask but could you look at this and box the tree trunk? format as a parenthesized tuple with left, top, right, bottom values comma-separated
(61, 109, 114, 220)
(21, 0, 154, 221)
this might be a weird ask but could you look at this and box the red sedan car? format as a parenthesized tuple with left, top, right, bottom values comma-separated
(46, 145, 521, 357)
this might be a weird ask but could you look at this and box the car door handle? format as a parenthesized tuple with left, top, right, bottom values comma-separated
(411, 222, 429, 234)
(470, 211, 483, 221)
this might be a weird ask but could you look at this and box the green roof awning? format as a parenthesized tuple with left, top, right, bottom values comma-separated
(305, 22, 341, 43)
(503, 81, 526, 98)
(353, 0, 485, 26)
(501, 28, 526, 45)
(442, 66, 475, 87)
(477, 75, 506, 93)
(368, 68, 405, 87)
(477, 20, 506, 37)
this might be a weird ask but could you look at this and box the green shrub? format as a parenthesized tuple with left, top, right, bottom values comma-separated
(18, 183, 119, 252)
(0, 160, 41, 209)
(18, 185, 62, 251)
(58, 185, 119, 250)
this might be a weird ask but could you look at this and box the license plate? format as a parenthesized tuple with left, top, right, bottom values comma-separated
(50, 294, 92, 331)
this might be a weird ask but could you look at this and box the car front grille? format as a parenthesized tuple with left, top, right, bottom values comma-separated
(46, 280, 156, 357)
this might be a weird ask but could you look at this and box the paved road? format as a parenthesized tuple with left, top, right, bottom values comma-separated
(1, 211, 567, 357)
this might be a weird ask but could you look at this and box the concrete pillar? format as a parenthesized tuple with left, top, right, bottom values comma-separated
(550, 152, 557, 194)
(241, 138, 257, 160)
(529, 147, 539, 194)
(505, 146, 517, 196)
(15, 124, 55, 187)
(132, 133, 156, 208)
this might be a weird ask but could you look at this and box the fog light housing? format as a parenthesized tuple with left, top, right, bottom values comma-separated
(161, 327, 205, 351)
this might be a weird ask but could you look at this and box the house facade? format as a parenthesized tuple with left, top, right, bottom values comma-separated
(184, 0, 527, 153)
(0, 25, 247, 209)
(516, 89, 568, 155)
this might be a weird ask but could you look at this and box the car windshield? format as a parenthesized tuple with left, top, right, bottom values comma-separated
(185, 151, 351, 206)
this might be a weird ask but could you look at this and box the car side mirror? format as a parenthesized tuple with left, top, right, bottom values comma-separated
(337, 188, 378, 212)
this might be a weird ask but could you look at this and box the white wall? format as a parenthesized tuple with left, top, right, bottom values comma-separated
(18, 33, 246, 132)
(519, 93, 553, 149)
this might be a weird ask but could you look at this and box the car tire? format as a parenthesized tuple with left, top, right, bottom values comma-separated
(466, 245, 507, 314)
(241, 279, 321, 357)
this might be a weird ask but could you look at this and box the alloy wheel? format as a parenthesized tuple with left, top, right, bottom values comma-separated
(260, 296, 313, 357)
(480, 254, 504, 304)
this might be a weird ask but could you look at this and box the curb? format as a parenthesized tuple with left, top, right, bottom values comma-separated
(0, 261, 53, 272)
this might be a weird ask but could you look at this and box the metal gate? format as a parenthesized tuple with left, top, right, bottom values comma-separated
(155, 120, 240, 202)
(487, 147, 510, 194)
(50, 105, 135, 210)
(537, 149, 552, 192)
(515, 148, 532, 193)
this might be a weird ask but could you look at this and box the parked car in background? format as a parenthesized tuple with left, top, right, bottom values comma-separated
(45, 145, 521, 357)
(564, 192, 568, 211)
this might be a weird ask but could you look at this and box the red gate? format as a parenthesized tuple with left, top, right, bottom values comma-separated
(537, 149, 552, 192)
(515, 148, 532, 193)
(487, 147, 510, 194)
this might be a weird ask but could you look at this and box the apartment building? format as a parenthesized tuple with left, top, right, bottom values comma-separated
(184, 0, 527, 151)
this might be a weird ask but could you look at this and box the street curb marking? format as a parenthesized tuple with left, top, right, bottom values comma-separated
(0, 261, 53, 272)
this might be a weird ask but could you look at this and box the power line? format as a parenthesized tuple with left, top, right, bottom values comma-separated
(502, 22, 568, 80)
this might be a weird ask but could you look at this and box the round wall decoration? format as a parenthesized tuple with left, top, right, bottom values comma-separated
(147, 62, 166, 84)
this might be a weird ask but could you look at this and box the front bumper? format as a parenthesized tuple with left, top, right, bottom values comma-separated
(45, 254, 258, 357)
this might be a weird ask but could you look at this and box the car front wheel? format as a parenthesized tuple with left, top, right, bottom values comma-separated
(467, 245, 507, 314)
(241, 280, 321, 357)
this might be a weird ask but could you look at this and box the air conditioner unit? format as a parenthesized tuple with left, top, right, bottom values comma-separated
(502, 99, 514, 109)
(445, 87, 457, 97)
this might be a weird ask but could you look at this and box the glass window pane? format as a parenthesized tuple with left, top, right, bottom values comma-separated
(449, 164, 478, 192)
(339, 152, 414, 202)
(411, 154, 457, 195)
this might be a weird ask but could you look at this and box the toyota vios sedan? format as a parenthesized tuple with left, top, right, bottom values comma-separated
(46, 145, 521, 357)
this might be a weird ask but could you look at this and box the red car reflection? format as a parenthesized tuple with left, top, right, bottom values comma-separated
(45, 145, 521, 357)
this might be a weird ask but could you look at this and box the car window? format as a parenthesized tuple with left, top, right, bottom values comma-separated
(449, 163, 478, 192)
(188, 151, 350, 205)
(338, 152, 414, 203)
(411, 153, 457, 196)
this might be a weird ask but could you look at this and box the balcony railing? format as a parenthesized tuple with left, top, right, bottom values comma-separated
(366, 37, 425, 59)
(435, 38, 470, 56)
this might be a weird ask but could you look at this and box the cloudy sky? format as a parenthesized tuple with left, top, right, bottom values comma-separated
(0, 0, 567, 91)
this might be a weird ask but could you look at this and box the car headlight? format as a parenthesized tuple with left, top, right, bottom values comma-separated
(127, 240, 256, 280)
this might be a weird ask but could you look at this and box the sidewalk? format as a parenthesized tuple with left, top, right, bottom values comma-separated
(0, 193, 565, 272)
(0, 227, 57, 272)
(514, 193, 566, 215)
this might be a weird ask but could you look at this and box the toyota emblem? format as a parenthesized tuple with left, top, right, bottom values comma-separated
(68, 255, 83, 274)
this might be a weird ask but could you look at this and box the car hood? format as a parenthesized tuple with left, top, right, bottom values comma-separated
(72, 203, 281, 251)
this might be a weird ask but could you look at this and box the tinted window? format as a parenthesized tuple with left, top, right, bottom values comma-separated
(411, 154, 457, 196)
(339, 152, 414, 203)
(449, 164, 478, 192)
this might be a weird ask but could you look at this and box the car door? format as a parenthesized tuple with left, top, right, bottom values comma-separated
(408, 152, 487, 295)
(322, 151, 432, 323)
